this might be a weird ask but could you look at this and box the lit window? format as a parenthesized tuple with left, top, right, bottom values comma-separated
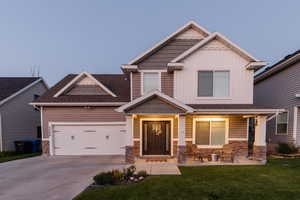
(195, 119, 227, 146)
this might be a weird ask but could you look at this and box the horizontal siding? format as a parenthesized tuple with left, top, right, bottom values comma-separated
(0, 82, 47, 150)
(297, 109, 300, 145)
(133, 115, 177, 139)
(254, 61, 300, 144)
(185, 115, 247, 140)
(161, 72, 174, 97)
(137, 39, 200, 70)
(42, 107, 125, 138)
(132, 72, 141, 100)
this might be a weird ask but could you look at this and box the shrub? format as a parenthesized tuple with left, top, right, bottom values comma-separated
(123, 165, 136, 180)
(276, 142, 298, 154)
(93, 171, 115, 185)
(137, 170, 148, 177)
(0, 151, 17, 157)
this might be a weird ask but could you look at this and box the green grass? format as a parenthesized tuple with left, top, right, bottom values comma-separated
(0, 151, 41, 163)
(75, 158, 300, 200)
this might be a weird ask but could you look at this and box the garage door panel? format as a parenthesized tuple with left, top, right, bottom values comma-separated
(53, 124, 125, 155)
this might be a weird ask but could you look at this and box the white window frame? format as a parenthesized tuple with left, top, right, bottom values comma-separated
(196, 70, 231, 99)
(140, 70, 162, 95)
(275, 111, 289, 135)
(193, 118, 229, 148)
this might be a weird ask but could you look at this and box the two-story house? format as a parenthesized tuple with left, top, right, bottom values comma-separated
(31, 21, 282, 164)
(254, 50, 300, 151)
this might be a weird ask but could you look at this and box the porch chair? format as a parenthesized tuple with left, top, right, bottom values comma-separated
(219, 147, 235, 163)
(187, 144, 204, 162)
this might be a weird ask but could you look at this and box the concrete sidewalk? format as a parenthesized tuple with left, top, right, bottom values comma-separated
(135, 162, 181, 175)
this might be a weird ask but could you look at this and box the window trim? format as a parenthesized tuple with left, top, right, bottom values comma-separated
(192, 118, 229, 148)
(140, 71, 162, 95)
(196, 70, 231, 98)
(275, 111, 289, 135)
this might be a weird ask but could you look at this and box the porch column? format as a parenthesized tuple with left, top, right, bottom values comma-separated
(125, 115, 134, 164)
(254, 115, 267, 162)
(178, 115, 186, 163)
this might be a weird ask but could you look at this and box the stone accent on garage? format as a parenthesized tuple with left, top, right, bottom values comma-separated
(125, 146, 134, 164)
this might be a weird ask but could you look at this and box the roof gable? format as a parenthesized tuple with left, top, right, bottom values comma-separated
(116, 90, 193, 113)
(54, 72, 117, 98)
(0, 77, 43, 106)
(171, 32, 260, 63)
(128, 21, 210, 65)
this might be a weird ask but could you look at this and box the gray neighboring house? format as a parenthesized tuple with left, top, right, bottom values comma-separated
(0, 77, 48, 151)
(254, 50, 300, 150)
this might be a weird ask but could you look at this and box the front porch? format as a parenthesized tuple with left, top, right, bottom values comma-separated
(116, 91, 273, 166)
(123, 113, 267, 165)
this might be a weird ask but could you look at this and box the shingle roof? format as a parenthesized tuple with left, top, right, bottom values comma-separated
(0, 77, 40, 102)
(33, 74, 130, 103)
(188, 104, 278, 110)
(255, 49, 300, 83)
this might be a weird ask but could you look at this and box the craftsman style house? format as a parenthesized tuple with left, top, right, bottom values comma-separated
(32, 21, 282, 164)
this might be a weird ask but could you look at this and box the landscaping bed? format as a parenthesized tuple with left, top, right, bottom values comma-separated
(75, 158, 300, 200)
(88, 165, 148, 188)
(0, 151, 41, 163)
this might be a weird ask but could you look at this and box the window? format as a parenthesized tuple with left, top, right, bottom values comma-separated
(198, 71, 229, 97)
(33, 94, 40, 100)
(194, 119, 227, 147)
(276, 112, 288, 135)
(143, 72, 160, 94)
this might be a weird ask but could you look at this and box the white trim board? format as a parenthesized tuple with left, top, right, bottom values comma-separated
(171, 32, 261, 63)
(53, 72, 117, 98)
(0, 78, 44, 107)
(192, 118, 229, 148)
(139, 118, 174, 157)
(30, 102, 127, 106)
(48, 121, 126, 156)
(128, 21, 210, 65)
(116, 90, 193, 113)
(293, 107, 298, 143)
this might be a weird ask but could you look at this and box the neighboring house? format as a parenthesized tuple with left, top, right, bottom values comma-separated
(254, 50, 300, 150)
(0, 77, 48, 151)
(32, 21, 283, 164)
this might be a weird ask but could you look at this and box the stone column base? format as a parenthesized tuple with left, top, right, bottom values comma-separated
(177, 145, 186, 164)
(125, 146, 134, 164)
(253, 145, 266, 161)
(42, 140, 50, 155)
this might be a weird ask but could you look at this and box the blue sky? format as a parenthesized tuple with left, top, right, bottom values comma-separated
(0, 0, 299, 85)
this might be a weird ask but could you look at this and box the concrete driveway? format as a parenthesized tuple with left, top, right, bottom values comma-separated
(0, 155, 126, 200)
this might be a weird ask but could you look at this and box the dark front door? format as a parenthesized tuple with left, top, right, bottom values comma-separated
(142, 121, 171, 155)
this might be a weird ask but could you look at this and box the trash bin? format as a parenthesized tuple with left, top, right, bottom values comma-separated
(14, 141, 33, 154)
(211, 154, 218, 162)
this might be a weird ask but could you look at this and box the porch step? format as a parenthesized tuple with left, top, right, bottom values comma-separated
(139, 156, 173, 163)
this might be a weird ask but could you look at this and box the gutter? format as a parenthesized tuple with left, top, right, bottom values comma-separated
(30, 102, 128, 106)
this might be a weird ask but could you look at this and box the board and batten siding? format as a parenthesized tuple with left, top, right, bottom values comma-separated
(132, 72, 141, 100)
(254, 61, 300, 144)
(0, 82, 47, 150)
(174, 39, 253, 104)
(42, 107, 125, 138)
(185, 115, 248, 140)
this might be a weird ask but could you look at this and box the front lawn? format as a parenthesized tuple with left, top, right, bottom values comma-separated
(75, 158, 300, 200)
(0, 151, 41, 163)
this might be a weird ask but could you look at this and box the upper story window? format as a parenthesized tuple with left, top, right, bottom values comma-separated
(197, 71, 230, 97)
(142, 72, 160, 94)
(276, 112, 288, 135)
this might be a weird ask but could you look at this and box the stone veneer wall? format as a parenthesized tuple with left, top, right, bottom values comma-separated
(42, 141, 49, 155)
(125, 146, 134, 164)
(253, 145, 267, 161)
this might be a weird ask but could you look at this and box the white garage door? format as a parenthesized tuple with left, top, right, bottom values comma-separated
(53, 123, 126, 155)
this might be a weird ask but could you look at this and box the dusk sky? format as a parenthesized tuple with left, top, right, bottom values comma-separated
(0, 0, 299, 86)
